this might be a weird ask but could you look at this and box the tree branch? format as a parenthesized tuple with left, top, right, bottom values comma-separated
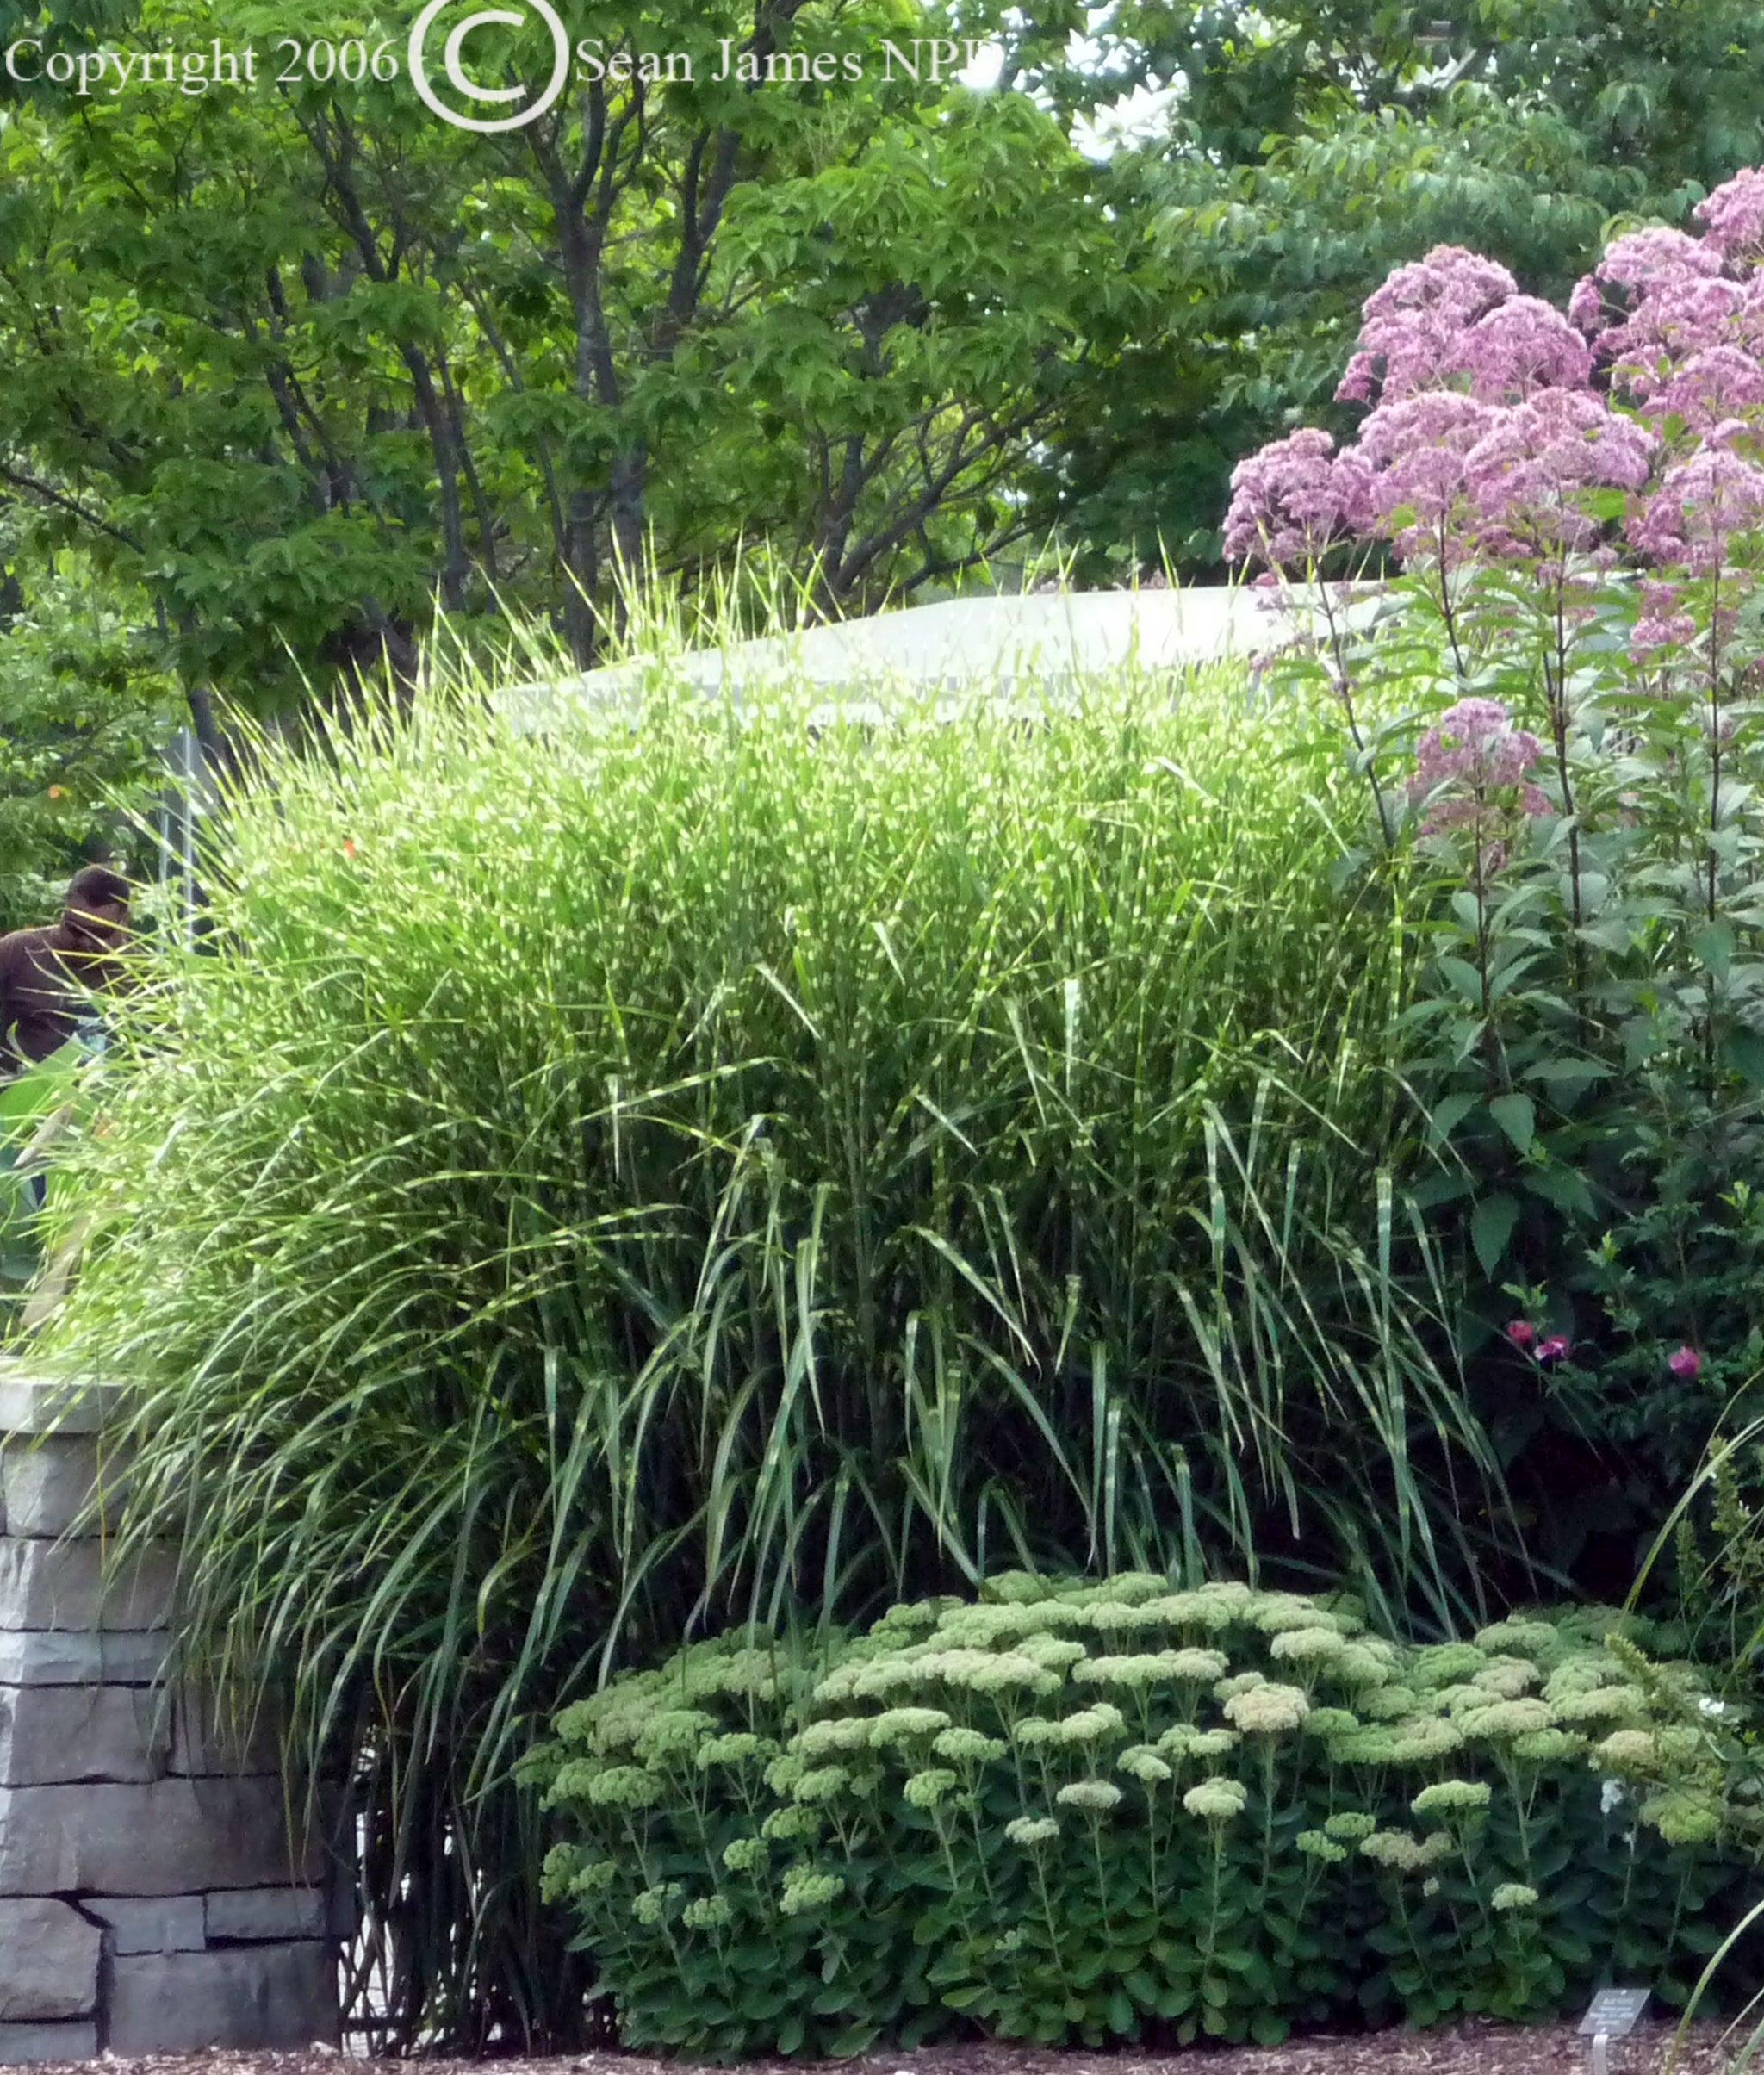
(0, 464, 143, 552)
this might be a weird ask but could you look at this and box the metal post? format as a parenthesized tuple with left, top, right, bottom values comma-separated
(1592, 2030, 1610, 2075)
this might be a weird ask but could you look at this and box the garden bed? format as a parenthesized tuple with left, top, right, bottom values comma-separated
(15, 2026, 1736, 2075)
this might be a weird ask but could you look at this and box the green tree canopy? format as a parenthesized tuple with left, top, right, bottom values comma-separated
(7, 0, 1764, 713)
(1023, 0, 1764, 575)
(0, 0, 1136, 727)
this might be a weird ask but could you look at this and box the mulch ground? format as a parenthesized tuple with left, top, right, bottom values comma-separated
(19, 2027, 1742, 2075)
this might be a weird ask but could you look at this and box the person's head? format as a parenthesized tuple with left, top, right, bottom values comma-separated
(61, 862, 131, 952)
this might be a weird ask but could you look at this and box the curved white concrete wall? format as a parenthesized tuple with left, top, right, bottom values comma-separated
(500, 582, 1383, 730)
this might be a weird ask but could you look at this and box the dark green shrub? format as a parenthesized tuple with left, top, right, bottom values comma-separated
(528, 1575, 1748, 2057)
(0, 527, 178, 935)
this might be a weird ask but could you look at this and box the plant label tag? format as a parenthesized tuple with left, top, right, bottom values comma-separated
(1580, 1988, 1650, 2037)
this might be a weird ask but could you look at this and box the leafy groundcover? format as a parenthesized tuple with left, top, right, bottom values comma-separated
(528, 1575, 1750, 2058)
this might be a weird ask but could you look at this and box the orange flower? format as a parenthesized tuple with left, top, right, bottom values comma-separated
(47, 786, 65, 800)
(342, 839, 357, 860)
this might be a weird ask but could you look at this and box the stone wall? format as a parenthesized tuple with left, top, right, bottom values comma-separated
(0, 1368, 342, 2063)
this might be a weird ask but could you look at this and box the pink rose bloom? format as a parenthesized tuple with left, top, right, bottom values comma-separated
(1505, 1320, 1537, 1350)
(1536, 1335, 1570, 1364)
(1667, 1345, 1702, 1379)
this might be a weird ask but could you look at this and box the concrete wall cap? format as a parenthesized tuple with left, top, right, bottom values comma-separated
(0, 1367, 124, 1438)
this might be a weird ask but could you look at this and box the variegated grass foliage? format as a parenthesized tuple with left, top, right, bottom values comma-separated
(46, 645, 1494, 2041)
(530, 1575, 1746, 2058)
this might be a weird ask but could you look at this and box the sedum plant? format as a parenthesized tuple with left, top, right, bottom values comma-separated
(527, 1577, 1748, 2057)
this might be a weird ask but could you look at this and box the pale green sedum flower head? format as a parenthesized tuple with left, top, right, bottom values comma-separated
(1056, 1779, 1125, 1813)
(1183, 1777, 1248, 1822)
(1223, 1681, 1310, 1733)
(1412, 1779, 1491, 1820)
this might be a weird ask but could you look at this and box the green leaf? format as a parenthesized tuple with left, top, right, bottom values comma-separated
(1487, 1091, 1536, 1154)
(1693, 922, 1736, 979)
(1438, 954, 1488, 1004)
(1522, 1164, 1596, 1221)
(1521, 1058, 1609, 1086)
(1425, 1090, 1480, 1146)
(1724, 1028, 1764, 1086)
(1471, 1192, 1521, 1278)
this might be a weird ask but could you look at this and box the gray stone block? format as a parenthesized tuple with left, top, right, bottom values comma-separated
(0, 1369, 121, 1438)
(326, 1879, 362, 1941)
(108, 1942, 339, 2053)
(0, 1434, 130, 1538)
(0, 2020, 96, 2065)
(206, 1886, 326, 1941)
(0, 1629, 170, 1686)
(0, 1777, 326, 1894)
(0, 1681, 171, 1785)
(0, 1900, 101, 2021)
(169, 1690, 282, 1777)
(82, 1895, 206, 1955)
(0, 1538, 177, 1631)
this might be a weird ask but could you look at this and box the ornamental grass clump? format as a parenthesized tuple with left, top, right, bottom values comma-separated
(36, 649, 1506, 2043)
(529, 1578, 1751, 2058)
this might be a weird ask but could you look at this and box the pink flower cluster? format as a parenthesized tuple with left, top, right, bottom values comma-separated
(1629, 444, 1764, 571)
(1630, 580, 1696, 655)
(1601, 278, 1761, 401)
(1567, 227, 1723, 338)
(1222, 165, 1764, 595)
(1645, 345, 1764, 431)
(1337, 247, 1519, 405)
(1355, 392, 1494, 563)
(1408, 698, 1549, 872)
(1411, 698, 1547, 806)
(1506, 1329, 1699, 1376)
(1222, 428, 1371, 570)
(1334, 246, 1591, 411)
(1461, 390, 1655, 558)
(1696, 168, 1764, 263)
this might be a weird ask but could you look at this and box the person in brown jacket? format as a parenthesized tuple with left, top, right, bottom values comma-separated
(0, 862, 131, 1077)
